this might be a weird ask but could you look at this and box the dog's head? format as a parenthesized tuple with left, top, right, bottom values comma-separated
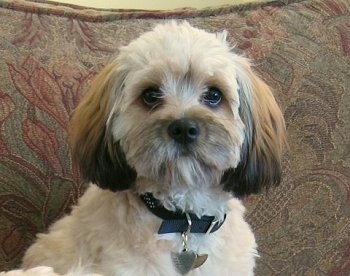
(69, 22, 286, 198)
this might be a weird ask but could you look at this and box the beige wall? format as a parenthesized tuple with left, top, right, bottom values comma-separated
(54, 0, 257, 10)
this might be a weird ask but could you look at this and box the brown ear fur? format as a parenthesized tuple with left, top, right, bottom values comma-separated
(69, 61, 136, 191)
(222, 60, 286, 197)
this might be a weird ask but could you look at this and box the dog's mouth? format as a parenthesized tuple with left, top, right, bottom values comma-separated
(130, 141, 230, 185)
(172, 143, 197, 157)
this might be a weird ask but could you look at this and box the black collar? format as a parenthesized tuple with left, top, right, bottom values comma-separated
(140, 193, 226, 234)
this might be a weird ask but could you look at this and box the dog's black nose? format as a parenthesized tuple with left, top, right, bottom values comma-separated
(167, 119, 200, 144)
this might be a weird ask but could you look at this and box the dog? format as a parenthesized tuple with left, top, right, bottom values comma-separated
(22, 21, 286, 275)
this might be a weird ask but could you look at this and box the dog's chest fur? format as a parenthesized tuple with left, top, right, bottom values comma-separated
(23, 185, 256, 275)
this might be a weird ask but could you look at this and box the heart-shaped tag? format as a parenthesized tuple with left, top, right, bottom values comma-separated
(171, 251, 208, 274)
(172, 250, 196, 275)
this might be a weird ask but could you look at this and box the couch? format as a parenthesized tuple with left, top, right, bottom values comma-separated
(0, 0, 349, 274)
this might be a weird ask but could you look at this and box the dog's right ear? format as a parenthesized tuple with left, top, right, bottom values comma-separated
(69, 60, 136, 191)
(221, 57, 286, 198)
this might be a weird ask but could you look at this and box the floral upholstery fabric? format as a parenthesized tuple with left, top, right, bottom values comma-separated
(0, 0, 349, 274)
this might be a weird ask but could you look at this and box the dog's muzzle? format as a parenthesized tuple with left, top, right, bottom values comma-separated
(167, 119, 200, 144)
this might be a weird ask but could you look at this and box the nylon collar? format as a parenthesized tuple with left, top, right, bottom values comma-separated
(140, 193, 226, 234)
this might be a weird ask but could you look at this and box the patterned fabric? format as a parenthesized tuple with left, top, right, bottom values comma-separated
(0, 0, 349, 274)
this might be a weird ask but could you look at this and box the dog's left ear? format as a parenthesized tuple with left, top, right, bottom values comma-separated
(222, 58, 287, 197)
(69, 60, 136, 191)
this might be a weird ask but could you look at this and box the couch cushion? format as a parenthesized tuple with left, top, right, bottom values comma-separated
(0, 0, 349, 274)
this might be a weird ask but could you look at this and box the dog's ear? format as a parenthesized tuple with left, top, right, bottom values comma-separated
(222, 59, 286, 197)
(69, 60, 136, 191)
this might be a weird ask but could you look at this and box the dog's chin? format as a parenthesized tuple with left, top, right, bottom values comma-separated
(129, 145, 236, 216)
(133, 156, 231, 218)
(127, 141, 238, 187)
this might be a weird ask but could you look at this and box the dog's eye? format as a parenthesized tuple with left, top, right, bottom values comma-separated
(202, 87, 222, 108)
(142, 88, 163, 108)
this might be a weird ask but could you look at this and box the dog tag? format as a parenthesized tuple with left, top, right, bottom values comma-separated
(171, 250, 208, 274)
(171, 250, 197, 275)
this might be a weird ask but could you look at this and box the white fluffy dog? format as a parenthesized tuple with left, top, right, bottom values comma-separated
(22, 21, 286, 275)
